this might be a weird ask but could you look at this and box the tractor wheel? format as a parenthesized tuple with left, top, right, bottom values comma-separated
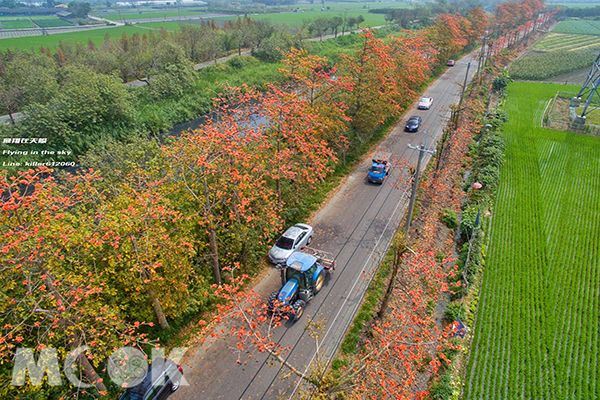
(292, 300, 306, 322)
(313, 273, 324, 294)
(266, 291, 279, 314)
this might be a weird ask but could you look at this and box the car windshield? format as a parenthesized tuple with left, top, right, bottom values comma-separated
(370, 166, 384, 173)
(276, 236, 294, 250)
(420, 98, 429, 103)
(408, 118, 419, 123)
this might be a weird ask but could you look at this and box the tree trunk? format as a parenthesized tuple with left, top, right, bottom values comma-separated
(208, 227, 222, 286)
(76, 351, 108, 393)
(203, 177, 222, 286)
(378, 241, 406, 319)
(148, 288, 170, 330)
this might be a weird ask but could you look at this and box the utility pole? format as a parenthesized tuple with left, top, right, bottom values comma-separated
(404, 131, 436, 235)
(476, 32, 487, 83)
(454, 58, 472, 129)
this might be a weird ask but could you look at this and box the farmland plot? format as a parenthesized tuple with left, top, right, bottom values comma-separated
(465, 82, 600, 400)
(553, 19, 600, 36)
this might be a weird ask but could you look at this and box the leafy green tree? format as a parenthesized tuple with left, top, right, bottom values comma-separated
(67, 1, 91, 18)
(0, 84, 20, 123)
(19, 66, 134, 156)
(1, 52, 58, 107)
(175, 24, 209, 62)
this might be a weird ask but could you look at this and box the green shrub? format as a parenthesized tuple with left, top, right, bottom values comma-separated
(429, 373, 453, 399)
(444, 302, 463, 322)
(441, 209, 458, 229)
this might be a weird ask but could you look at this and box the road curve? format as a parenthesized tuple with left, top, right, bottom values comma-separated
(172, 51, 479, 400)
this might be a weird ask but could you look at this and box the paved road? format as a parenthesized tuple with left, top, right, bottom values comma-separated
(173, 52, 478, 400)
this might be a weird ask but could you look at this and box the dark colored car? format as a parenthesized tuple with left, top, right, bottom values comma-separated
(447, 59, 455, 66)
(405, 116, 422, 132)
(118, 358, 183, 400)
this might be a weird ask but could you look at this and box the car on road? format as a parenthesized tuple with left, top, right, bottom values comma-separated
(447, 59, 455, 66)
(268, 223, 313, 264)
(367, 158, 390, 184)
(418, 97, 433, 110)
(118, 358, 183, 400)
(405, 116, 422, 132)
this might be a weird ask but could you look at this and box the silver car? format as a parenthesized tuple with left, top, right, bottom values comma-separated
(268, 223, 313, 264)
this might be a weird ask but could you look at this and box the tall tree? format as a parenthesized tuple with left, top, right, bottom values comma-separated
(163, 107, 281, 286)
(337, 29, 402, 137)
(0, 168, 152, 396)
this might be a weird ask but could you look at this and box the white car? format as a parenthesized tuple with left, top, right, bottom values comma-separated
(418, 97, 433, 110)
(268, 223, 313, 264)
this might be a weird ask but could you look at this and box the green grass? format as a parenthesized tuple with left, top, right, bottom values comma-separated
(0, 25, 155, 52)
(465, 82, 600, 400)
(0, 19, 34, 29)
(552, 18, 600, 35)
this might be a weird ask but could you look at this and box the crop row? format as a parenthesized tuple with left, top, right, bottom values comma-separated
(553, 19, 600, 36)
(34, 19, 74, 28)
(534, 33, 600, 52)
(510, 50, 598, 80)
(0, 19, 34, 30)
(464, 82, 600, 399)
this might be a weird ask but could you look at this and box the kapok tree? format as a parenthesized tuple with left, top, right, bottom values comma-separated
(388, 30, 438, 103)
(336, 29, 403, 139)
(465, 7, 489, 48)
(426, 14, 469, 66)
(278, 48, 352, 164)
(250, 81, 341, 204)
(163, 106, 282, 285)
(0, 167, 152, 396)
(89, 167, 196, 330)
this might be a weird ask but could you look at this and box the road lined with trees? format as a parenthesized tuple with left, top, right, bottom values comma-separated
(0, 0, 553, 398)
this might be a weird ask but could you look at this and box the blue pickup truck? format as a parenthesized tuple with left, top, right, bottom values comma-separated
(367, 157, 391, 184)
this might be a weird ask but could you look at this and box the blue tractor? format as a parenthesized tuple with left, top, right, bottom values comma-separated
(267, 249, 335, 322)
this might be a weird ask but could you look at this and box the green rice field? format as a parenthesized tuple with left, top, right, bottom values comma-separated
(222, 10, 387, 27)
(534, 32, 600, 52)
(91, 9, 207, 22)
(0, 19, 35, 29)
(552, 18, 600, 35)
(465, 82, 600, 399)
(0, 16, 74, 29)
(509, 50, 598, 80)
(0, 25, 154, 52)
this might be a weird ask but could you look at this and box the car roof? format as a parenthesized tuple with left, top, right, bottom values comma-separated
(282, 225, 307, 239)
(286, 252, 318, 272)
(408, 116, 421, 121)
